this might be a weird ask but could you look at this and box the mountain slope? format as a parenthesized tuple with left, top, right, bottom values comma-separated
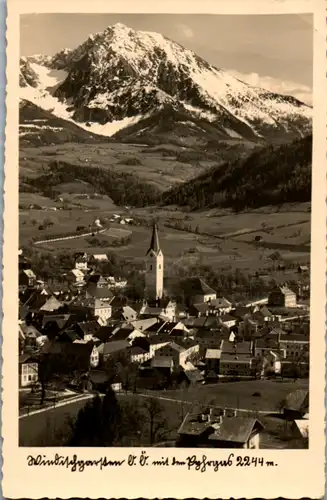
(20, 99, 111, 146)
(20, 23, 311, 142)
(162, 135, 312, 211)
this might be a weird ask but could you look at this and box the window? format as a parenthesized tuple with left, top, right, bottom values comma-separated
(149, 265, 152, 270)
(159, 265, 161, 269)
(28, 375, 31, 381)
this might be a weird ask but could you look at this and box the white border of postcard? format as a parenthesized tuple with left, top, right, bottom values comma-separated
(3, 0, 326, 498)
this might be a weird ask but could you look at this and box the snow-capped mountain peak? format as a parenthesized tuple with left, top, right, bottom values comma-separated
(20, 23, 312, 141)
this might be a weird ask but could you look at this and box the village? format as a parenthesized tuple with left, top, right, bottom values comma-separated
(19, 223, 310, 449)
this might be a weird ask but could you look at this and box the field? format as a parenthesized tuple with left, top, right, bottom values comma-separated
(20, 201, 311, 277)
(20, 142, 213, 192)
(19, 136, 311, 276)
(19, 379, 308, 448)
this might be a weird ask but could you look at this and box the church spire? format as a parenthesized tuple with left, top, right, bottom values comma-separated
(146, 222, 160, 256)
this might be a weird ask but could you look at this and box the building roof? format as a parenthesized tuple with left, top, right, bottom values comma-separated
(76, 320, 100, 336)
(95, 325, 117, 342)
(146, 223, 161, 256)
(20, 323, 42, 338)
(70, 269, 85, 279)
(184, 368, 204, 383)
(19, 353, 37, 364)
(221, 340, 253, 354)
(42, 313, 72, 330)
(22, 269, 36, 279)
(86, 284, 113, 300)
(40, 296, 64, 312)
(284, 389, 309, 413)
(279, 334, 309, 343)
(182, 277, 216, 297)
(92, 254, 108, 261)
(109, 327, 135, 342)
(130, 346, 147, 356)
(220, 352, 253, 364)
(98, 340, 130, 356)
(220, 314, 236, 323)
(210, 297, 232, 308)
(208, 417, 264, 444)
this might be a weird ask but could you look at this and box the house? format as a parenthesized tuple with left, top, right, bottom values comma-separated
(219, 314, 237, 329)
(208, 297, 233, 315)
(182, 277, 217, 305)
(283, 389, 309, 420)
(268, 286, 297, 308)
(109, 326, 145, 343)
(74, 252, 88, 271)
(154, 342, 186, 368)
(86, 275, 113, 301)
(148, 337, 171, 357)
(140, 299, 176, 322)
(19, 354, 38, 387)
(19, 269, 37, 290)
(298, 265, 309, 274)
(130, 346, 151, 364)
(291, 417, 309, 447)
(278, 333, 309, 360)
(73, 340, 100, 368)
(66, 268, 85, 284)
(130, 317, 158, 333)
(97, 340, 130, 363)
(177, 408, 264, 448)
(92, 254, 109, 262)
(220, 341, 254, 377)
(150, 356, 174, 373)
(205, 348, 222, 372)
(20, 322, 42, 345)
(193, 328, 225, 354)
(87, 370, 122, 393)
(75, 320, 101, 341)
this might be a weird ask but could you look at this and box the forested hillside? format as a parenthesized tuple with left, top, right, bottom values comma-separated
(162, 135, 312, 211)
(20, 160, 161, 207)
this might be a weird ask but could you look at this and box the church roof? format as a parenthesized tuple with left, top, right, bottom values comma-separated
(146, 223, 161, 256)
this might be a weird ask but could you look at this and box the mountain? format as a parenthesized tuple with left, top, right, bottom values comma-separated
(162, 135, 312, 211)
(20, 23, 311, 142)
(20, 99, 111, 146)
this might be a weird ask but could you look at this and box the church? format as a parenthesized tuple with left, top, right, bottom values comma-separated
(141, 223, 177, 322)
(144, 222, 164, 300)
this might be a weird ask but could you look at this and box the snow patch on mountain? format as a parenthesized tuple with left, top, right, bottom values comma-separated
(28, 63, 68, 92)
(76, 114, 150, 136)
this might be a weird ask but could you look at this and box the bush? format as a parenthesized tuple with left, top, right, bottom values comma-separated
(119, 156, 142, 166)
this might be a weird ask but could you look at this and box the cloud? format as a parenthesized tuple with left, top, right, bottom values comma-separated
(177, 24, 194, 39)
(227, 70, 312, 106)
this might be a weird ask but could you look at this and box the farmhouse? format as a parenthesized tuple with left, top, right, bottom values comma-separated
(182, 277, 217, 305)
(177, 408, 264, 448)
(268, 286, 297, 308)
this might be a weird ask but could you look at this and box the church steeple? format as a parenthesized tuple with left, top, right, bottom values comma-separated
(146, 222, 161, 256)
(145, 222, 164, 300)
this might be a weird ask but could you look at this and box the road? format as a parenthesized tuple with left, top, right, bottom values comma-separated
(20, 389, 279, 420)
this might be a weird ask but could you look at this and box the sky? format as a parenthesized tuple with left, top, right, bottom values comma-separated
(20, 13, 313, 105)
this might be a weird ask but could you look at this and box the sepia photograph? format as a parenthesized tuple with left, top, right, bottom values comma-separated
(18, 12, 312, 451)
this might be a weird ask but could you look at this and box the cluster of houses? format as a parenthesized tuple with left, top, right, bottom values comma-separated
(18, 224, 310, 447)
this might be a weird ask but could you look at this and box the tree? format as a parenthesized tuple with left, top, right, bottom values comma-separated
(143, 397, 170, 445)
(69, 390, 122, 446)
